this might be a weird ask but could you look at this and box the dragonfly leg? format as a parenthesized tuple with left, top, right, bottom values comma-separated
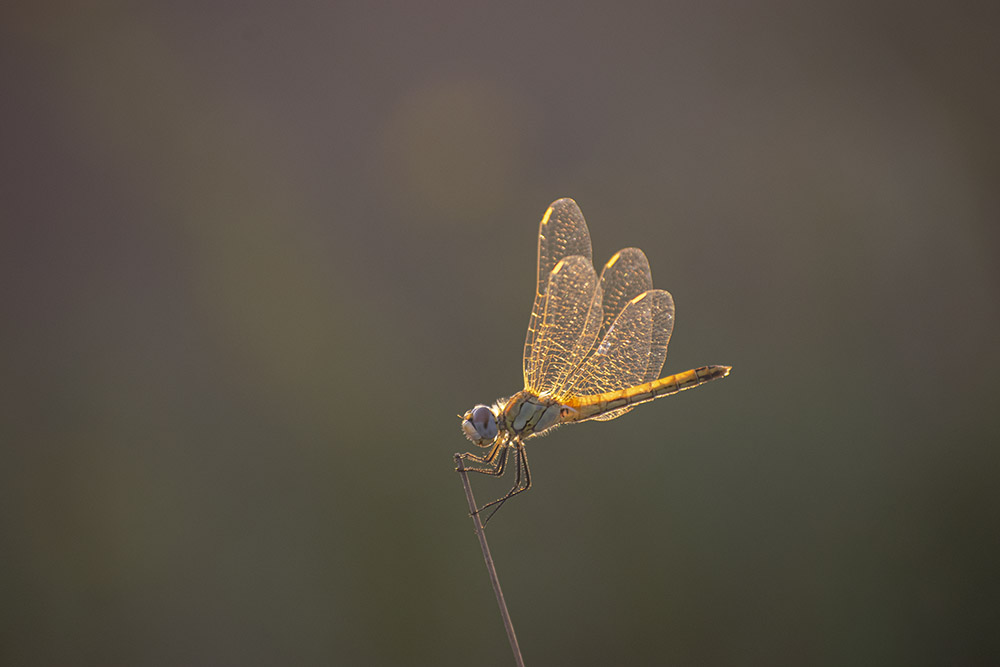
(477, 441, 532, 527)
(458, 441, 509, 476)
(459, 437, 505, 465)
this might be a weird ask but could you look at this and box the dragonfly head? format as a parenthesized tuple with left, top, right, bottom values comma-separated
(461, 404, 499, 445)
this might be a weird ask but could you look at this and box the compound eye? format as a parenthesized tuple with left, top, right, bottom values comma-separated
(471, 406, 493, 429)
(469, 405, 498, 440)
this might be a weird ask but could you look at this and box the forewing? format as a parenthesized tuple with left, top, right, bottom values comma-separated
(597, 248, 653, 345)
(523, 199, 594, 388)
(568, 289, 674, 421)
(525, 255, 603, 397)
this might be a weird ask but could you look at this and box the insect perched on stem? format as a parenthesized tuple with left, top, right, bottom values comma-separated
(459, 198, 731, 525)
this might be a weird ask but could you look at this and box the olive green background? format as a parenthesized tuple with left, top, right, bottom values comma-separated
(3, 2, 999, 665)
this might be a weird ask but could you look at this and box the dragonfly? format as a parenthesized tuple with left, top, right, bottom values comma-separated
(459, 198, 731, 524)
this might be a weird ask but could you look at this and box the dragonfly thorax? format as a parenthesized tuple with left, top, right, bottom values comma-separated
(501, 391, 568, 438)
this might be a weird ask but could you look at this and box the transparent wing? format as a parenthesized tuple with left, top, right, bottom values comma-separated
(523, 199, 595, 389)
(597, 248, 653, 346)
(567, 247, 673, 420)
(524, 255, 603, 396)
(643, 289, 674, 384)
(566, 289, 674, 421)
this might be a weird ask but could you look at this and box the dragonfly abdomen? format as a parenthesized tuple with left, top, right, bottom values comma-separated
(565, 365, 732, 421)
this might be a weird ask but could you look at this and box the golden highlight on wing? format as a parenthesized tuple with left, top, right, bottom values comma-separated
(525, 255, 603, 396)
(596, 248, 653, 345)
(523, 199, 593, 391)
(567, 289, 674, 420)
(523, 207, 678, 406)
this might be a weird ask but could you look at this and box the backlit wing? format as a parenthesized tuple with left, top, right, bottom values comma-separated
(596, 248, 653, 346)
(566, 288, 674, 420)
(524, 255, 603, 396)
(600, 249, 673, 386)
(523, 199, 598, 392)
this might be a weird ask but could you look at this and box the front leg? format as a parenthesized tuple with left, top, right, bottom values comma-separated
(459, 436, 504, 464)
(458, 441, 510, 477)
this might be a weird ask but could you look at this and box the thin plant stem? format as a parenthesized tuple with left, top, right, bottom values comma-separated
(455, 453, 525, 667)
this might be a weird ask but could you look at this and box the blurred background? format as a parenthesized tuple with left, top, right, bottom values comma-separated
(3, 2, 999, 665)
